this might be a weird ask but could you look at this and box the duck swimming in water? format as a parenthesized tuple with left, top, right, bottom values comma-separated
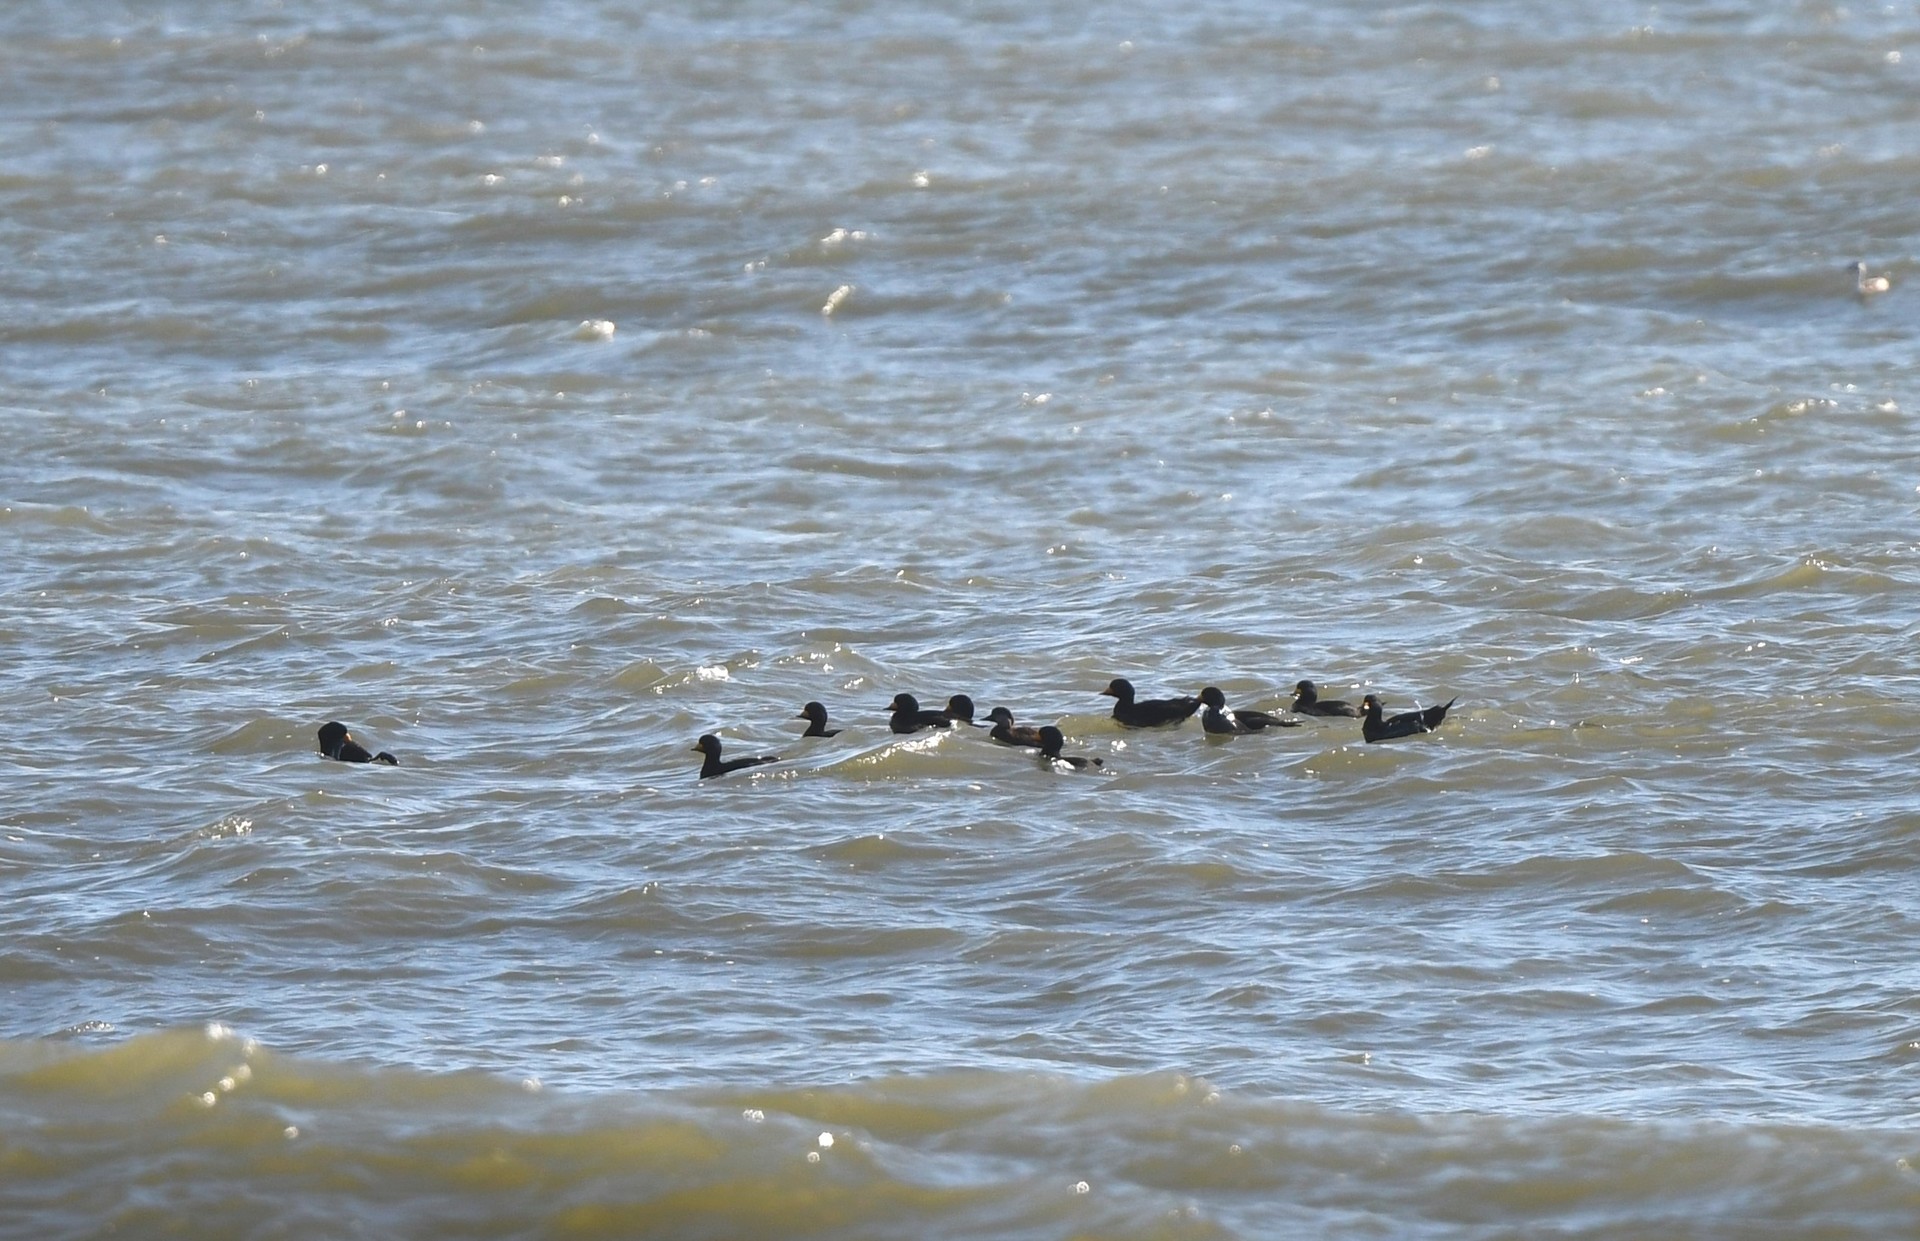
(1100, 678, 1200, 728)
(943, 693, 981, 726)
(984, 706, 1045, 749)
(886, 693, 954, 734)
(1291, 680, 1361, 718)
(1198, 686, 1300, 734)
(795, 701, 840, 737)
(1359, 694, 1455, 743)
(693, 734, 780, 779)
(1037, 725, 1104, 770)
(1851, 260, 1891, 296)
(317, 721, 398, 765)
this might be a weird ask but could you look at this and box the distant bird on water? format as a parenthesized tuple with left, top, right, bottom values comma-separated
(886, 692, 954, 735)
(984, 706, 1045, 749)
(693, 734, 779, 779)
(1100, 678, 1201, 728)
(1291, 679, 1362, 718)
(1037, 725, 1104, 770)
(317, 721, 397, 765)
(1851, 260, 1891, 296)
(1359, 694, 1456, 744)
(1198, 686, 1300, 735)
(795, 702, 840, 737)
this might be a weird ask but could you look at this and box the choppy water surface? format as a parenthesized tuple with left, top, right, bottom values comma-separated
(5, 1, 1920, 1235)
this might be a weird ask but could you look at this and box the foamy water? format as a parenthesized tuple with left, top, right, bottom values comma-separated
(4, 1, 1920, 1235)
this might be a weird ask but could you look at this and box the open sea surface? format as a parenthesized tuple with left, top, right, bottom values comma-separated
(5, 1, 1920, 1236)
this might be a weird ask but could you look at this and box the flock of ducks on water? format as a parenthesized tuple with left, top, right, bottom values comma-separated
(311, 258, 1888, 778)
(318, 679, 1458, 780)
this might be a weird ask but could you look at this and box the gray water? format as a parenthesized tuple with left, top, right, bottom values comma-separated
(5, 2, 1920, 1236)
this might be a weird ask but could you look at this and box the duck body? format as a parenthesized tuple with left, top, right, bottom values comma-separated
(317, 721, 398, 765)
(984, 706, 1045, 749)
(1197, 686, 1299, 735)
(1360, 695, 1455, 743)
(1291, 680, 1361, 718)
(1100, 678, 1200, 728)
(1036, 725, 1104, 770)
(693, 734, 780, 779)
(886, 693, 954, 735)
(796, 701, 840, 737)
